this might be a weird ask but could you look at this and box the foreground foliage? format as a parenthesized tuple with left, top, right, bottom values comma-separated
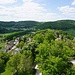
(0, 29, 75, 75)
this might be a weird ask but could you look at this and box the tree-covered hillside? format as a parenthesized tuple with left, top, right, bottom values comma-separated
(35, 20, 75, 35)
(36, 20, 75, 30)
(0, 21, 40, 33)
(0, 21, 39, 28)
(0, 20, 75, 35)
(0, 27, 8, 33)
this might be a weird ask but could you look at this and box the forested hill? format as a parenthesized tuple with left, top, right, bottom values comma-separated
(36, 20, 75, 30)
(0, 20, 75, 35)
(0, 21, 39, 28)
(0, 20, 75, 30)
(0, 21, 40, 33)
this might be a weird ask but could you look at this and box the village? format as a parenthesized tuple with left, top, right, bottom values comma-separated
(4, 36, 31, 54)
(4, 36, 42, 75)
(3, 30, 75, 75)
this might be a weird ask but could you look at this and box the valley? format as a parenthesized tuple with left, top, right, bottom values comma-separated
(0, 20, 75, 75)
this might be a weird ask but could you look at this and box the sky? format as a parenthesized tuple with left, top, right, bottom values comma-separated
(0, 0, 75, 21)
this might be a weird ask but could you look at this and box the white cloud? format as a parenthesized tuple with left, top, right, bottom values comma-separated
(0, 0, 17, 4)
(58, 6, 75, 14)
(72, 0, 75, 5)
(58, 6, 75, 20)
(0, 0, 61, 21)
(0, 0, 75, 21)
(58, 0, 75, 20)
(58, 6, 75, 18)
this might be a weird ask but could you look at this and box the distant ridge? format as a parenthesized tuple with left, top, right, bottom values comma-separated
(36, 20, 75, 30)
(0, 20, 75, 35)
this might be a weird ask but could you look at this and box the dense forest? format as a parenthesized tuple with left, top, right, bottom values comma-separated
(36, 20, 75, 30)
(0, 29, 75, 75)
(0, 21, 39, 33)
(0, 20, 75, 35)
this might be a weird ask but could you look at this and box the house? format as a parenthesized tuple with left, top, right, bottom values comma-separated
(5, 40, 14, 52)
(71, 60, 75, 65)
(55, 34, 62, 41)
(8, 49, 13, 54)
(12, 48, 21, 55)
(31, 32, 35, 34)
(14, 39, 19, 45)
(5, 45, 12, 52)
(73, 37, 75, 40)
(35, 65, 42, 75)
(7, 40, 14, 46)
(55, 37, 61, 41)
(59, 35, 62, 39)
(27, 37, 31, 42)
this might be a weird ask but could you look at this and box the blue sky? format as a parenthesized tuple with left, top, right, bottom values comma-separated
(0, 0, 75, 21)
